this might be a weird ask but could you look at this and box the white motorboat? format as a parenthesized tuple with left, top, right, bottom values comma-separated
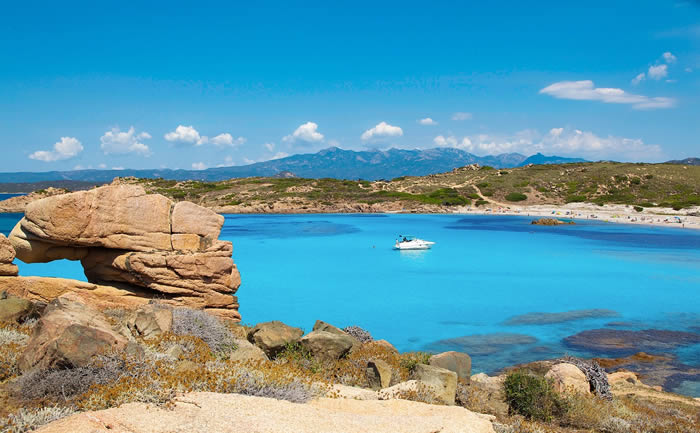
(394, 235, 435, 250)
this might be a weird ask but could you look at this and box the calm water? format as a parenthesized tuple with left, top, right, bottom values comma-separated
(2, 212, 699, 394)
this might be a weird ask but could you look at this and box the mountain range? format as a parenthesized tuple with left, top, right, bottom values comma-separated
(0, 147, 587, 183)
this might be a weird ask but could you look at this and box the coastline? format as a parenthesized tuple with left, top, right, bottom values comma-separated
(450, 203, 700, 231)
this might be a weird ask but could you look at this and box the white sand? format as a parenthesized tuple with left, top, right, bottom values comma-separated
(452, 203, 700, 230)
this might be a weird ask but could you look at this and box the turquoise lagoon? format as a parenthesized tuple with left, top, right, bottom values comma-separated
(1, 212, 699, 394)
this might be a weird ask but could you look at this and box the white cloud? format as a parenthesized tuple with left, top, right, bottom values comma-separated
(631, 72, 645, 85)
(98, 163, 107, 169)
(191, 162, 207, 170)
(211, 133, 246, 147)
(433, 135, 472, 150)
(418, 117, 438, 125)
(648, 64, 668, 80)
(662, 52, 677, 63)
(165, 125, 207, 145)
(29, 137, 83, 162)
(100, 127, 151, 156)
(433, 128, 663, 161)
(264, 142, 275, 152)
(451, 112, 472, 121)
(361, 121, 403, 141)
(282, 122, 324, 143)
(539, 80, 675, 110)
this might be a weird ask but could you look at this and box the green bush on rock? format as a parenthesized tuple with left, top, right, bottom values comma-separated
(505, 192, 527, 202)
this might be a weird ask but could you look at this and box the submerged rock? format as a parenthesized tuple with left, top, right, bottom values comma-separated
(428, 333, 537, 356)
(564, 328, 700, 355)
(504, 309, 619, 325)
(531, 218, 575, 226)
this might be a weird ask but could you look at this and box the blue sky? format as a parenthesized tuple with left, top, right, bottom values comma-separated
(1, 0, 699, 172)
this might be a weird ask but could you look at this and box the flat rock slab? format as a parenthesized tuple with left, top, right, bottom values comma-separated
(36, 392, 496, 433)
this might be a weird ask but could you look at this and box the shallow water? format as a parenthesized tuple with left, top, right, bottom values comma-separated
(2, 212, 699, 395)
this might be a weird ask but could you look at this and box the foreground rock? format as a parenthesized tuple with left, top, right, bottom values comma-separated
(247, 321, 304, 358)
(429, 351, 472, 382)
(300, 330, 355, 361)
(366, 359, 393, 390)
(545, 363, 590, 394)
(36, 392, 496, 433)
(0, 292, 37, 323)
(6, 184, 241, 320)
(127, 303, 173, 340)
(18, 293, 128, 371)
(0, 234, 18, 276)
(411, 364, 458, 405)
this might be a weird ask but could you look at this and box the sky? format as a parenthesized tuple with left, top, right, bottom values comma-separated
(1, 0, 699, 172)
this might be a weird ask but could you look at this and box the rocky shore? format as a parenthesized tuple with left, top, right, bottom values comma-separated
(0, 184, 698, 433)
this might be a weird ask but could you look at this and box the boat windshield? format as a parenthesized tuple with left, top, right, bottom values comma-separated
(398, 235, 416, 242)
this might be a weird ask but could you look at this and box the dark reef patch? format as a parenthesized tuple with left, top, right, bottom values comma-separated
(564, 329, 700, 356)
(504, 309, 619, 326)
(427, 333, 537, 356)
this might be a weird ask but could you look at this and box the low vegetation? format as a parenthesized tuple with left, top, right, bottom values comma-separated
(113, 162, 700, 213)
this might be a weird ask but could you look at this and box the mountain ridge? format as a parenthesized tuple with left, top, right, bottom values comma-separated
(0, 147, 587, 183)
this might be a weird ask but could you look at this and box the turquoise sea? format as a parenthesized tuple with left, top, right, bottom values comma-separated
(1, 211, 699, 395)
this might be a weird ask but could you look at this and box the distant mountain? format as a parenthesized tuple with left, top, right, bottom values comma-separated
(0, 147, 588, 183)
(666, 157, 700, 166)
(517, 153, 587, 167)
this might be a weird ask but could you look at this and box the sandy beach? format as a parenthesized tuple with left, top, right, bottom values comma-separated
(453, 202, 700, 230)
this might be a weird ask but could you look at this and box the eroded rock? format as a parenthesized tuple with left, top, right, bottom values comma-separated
(411, 364, 458, 405)
(5, 185, 241, 321)
(0, 234, 18, 276)
(366, 359, 392, 390)
(247, 321, 304, 358)
(18, 293, 128, 371)
(545, 363, 590, 394)
(429, 351, 472, 382)
(300, 330, 355, 362)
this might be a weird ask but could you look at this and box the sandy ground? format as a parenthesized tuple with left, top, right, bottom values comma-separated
(453, 203, 700, 230)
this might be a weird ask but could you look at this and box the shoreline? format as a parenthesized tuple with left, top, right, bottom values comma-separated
(450, 203, 700, 231)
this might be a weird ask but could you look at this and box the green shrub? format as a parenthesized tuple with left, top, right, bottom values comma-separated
(475, 199, 489, 207)
(476, 182, 489, 188)
(630, 177, 641, 185)
(398, 352, 432, 373)
(633, 205, 643, 212)
(505, 192, 527, 202)
(480, 166, 494, 171)
(644, 174, 654, 179)
(565, 195, 586, 203)
(503, 370, 566, 421)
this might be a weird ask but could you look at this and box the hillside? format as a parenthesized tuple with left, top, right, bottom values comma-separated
(119, 162, 700, 214)
(666, 157, 700, 166)
(0, 147, 585, 183)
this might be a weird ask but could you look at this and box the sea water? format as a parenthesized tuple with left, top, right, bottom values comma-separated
(2, 212, 699, 394)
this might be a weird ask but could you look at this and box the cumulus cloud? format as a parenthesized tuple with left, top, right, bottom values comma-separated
(361, 121, 403, 141)
(451, 112, 472, 121)
(539, 80, 675, 109)
(191, 162, 207, 170)
(418, 117, 438, 125)
(631, 73, 645, 85)
(433, 128, 662, 161)
(211, 133, 246, 147)
(663, 52, 677, 63)
(165, 125, 207, 145)
(264, 142, 275, 152)
(100, 127, 151, 156)
(648, 64, 668, 80)
(29, 137, 83, 162)
(282, 122, 324, 144)
(433, 135, 472, 149)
